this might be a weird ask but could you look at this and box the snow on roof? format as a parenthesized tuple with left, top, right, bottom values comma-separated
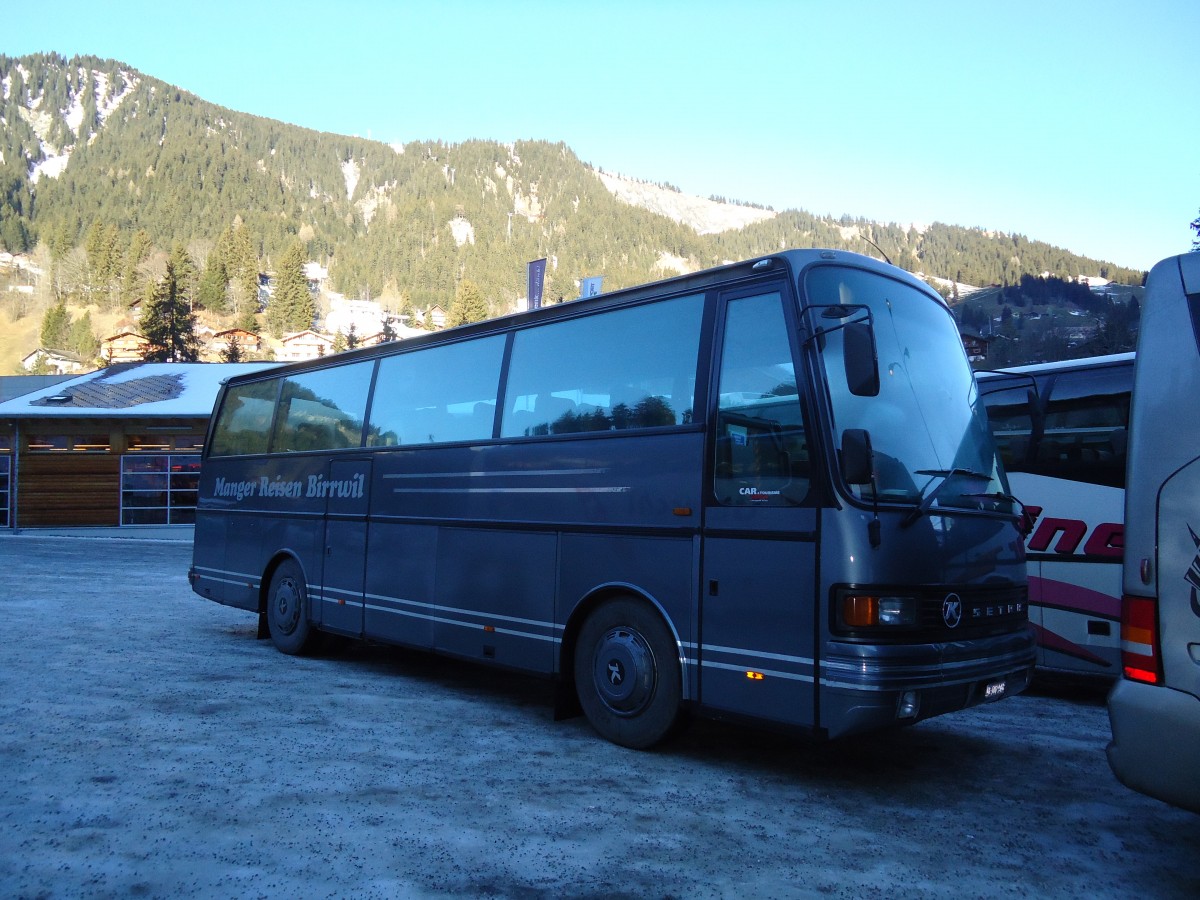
(0, 362, 280, 419)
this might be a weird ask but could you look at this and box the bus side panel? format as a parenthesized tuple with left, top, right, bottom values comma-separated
(1010, 471, 1123, 677)
(557, 532, 697, 680)
(698, 533, 817, 727)
(363, 522, 437, 649)
(191, 508, 231, 605)
(435, 527, 558, 671)
(1156, 459, 1200, 701)
(210, 456, 329, 616)
(367, 432, 704, 674)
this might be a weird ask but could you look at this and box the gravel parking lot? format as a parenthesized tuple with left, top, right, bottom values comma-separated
(1, 531, 1198, 898)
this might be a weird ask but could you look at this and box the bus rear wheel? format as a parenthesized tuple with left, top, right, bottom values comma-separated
(574, 598, 683, 749)
(266, 560, 317, 656)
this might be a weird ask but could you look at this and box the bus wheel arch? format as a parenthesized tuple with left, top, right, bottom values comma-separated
(261, 554, 318, 656)
(570, 590, 686, 749)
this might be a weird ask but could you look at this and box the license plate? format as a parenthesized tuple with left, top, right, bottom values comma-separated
(984, 679, 1007, 701)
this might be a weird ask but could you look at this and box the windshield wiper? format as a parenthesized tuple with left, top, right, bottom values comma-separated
(901, 468, 993, 527)
(962, 490, 1031, 531)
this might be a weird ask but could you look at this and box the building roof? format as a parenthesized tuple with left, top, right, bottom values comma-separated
(0, 374, 75, 404)
(0, 362, 280, 419)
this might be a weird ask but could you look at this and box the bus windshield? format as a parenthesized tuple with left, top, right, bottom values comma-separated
(807, 265, 1011, 513)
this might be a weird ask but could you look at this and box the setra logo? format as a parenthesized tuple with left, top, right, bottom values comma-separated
(942, 593, 963, 628)
(607, 660, 625, 685)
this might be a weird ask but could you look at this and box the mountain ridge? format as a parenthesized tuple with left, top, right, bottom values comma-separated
(1, 52, 1145, 321)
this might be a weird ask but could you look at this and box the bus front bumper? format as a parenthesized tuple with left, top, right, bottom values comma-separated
(819, 630, 1035, 740)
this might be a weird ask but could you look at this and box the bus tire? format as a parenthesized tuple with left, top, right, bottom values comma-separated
(265, 560, 317, 656)
(574, 597, 683, 749)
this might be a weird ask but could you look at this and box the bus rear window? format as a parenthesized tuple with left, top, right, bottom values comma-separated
(209, 379, 281, 456)
(270, 362, 375, 453)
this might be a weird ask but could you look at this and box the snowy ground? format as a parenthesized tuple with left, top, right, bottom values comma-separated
(1, 532, 1197, 898)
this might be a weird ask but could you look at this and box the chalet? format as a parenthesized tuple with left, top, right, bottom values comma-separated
(206, 328, 262, 360)
(418, 305, 448, 330)
(0, 362, 278, 528)
(101, 332, 151, 364)
(21, 348, 91, 375)
(959, 329, 990, 363)
(277, 329, 334, 362)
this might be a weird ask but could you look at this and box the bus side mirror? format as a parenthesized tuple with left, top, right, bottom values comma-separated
(844, 321, 880, 397)
(841, 428, 875, 486)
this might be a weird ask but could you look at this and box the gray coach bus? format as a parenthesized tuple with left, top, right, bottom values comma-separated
(190, 249, 1034, 749)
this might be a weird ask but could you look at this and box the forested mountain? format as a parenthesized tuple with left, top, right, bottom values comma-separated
(1, 52, 1145, 324)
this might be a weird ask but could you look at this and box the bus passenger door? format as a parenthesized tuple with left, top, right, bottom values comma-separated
(319, 458, 371, 637)
(700, 288, 819, 727)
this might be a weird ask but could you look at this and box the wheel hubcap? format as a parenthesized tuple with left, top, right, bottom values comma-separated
(272, 577, 301, 636)
(592, 626, 656, 717)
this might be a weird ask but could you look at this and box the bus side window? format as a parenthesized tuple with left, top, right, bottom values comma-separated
(1036, 369, 1130, 488)
(500, 294, 704, 439)
(367, 336, 505, 447)
(981, 384, 1035, 472)
(713, 293, 809, 506)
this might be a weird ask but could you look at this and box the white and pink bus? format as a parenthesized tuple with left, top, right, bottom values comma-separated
(979, 353, 1133, 679)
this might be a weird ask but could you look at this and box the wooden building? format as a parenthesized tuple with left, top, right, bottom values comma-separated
(21, 348, 91, 374)
(101, 332, 151, 364)
(205, 328, 263, 360)
(0, 362, 277, 528)
(277, 329, 334, 362)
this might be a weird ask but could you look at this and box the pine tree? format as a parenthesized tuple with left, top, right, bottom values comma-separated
(236, 306, 259, 334)
(40, 300, 71, 349)
(266, 240, 313, 336)
(121, 229, 153, 308)
(1192, 210, 1200, 251)
(447, 279, 488, 327)
(69, 311, 98, 359)
(223, 222, 261, 321)
(140, 245, 200, 361)
(219, 333, 244, 362)
(397, 290, 415, 326)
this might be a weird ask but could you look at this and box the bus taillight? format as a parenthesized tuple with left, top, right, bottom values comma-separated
(1120, 595, 1161, 684)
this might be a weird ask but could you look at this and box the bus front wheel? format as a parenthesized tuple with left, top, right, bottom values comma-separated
(574, 598, 683, 749)
(266, 560, 317, 656)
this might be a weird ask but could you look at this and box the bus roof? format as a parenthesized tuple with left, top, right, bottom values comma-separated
(979, 352, 1135, 378)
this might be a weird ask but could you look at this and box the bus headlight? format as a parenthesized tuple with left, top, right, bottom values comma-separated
(839, 593, 918, 628)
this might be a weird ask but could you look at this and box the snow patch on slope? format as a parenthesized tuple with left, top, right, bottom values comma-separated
(342, 158, 360, 200)
(595, 170, 777, 235)
(449, 218, 475, 247)
(20, 66, 140, 183)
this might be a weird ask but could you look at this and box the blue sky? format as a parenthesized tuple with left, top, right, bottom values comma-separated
(5, 0, 1196, 271)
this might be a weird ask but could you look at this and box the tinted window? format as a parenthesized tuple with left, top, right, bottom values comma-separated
(1036, 367, 1130, 488)
(368, 336, 504, 446)
(209, 378, 280, 457)
(980, 381, 1036, 471)
(501, 294, 704, 438)
(271, 363, 374, 453)
(714, 292, 809, 505)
